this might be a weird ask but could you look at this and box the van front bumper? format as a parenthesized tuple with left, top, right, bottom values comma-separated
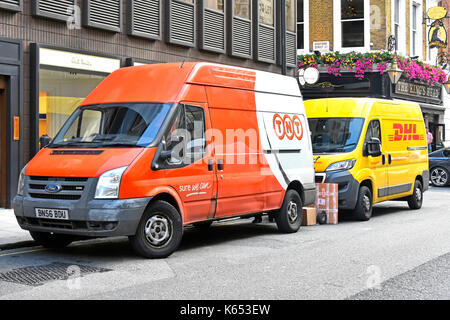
(318, 171, 360, 210)
(13, 195, 152, 237)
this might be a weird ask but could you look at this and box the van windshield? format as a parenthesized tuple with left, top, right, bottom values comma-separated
(308, 118, 365, 154)
(50, 103, 173, 148)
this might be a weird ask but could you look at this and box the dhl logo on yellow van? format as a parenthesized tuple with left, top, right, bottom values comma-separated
(273, 114, 303, 141)
(388, 123, 425, 142)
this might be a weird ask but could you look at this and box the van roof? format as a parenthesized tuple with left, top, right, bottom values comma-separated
(304, 97, 422, 119)
(81, 62, 301, 106)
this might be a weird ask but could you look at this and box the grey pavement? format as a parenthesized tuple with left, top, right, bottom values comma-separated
(0, 187, 449, 300)
(0, 209, 32, 248)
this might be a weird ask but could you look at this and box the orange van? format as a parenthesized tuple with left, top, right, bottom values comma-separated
(14, 63, 315, 258)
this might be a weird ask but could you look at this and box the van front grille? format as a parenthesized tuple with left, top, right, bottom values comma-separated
(29, 194, 81, 200)
(26, 176, 89, 201)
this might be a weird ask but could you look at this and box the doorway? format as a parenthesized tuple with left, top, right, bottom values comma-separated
(0, 76, 7, 208)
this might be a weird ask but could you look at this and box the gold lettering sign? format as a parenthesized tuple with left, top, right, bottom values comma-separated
(396, 81, 441, 100)
(427, 6, 448, 20)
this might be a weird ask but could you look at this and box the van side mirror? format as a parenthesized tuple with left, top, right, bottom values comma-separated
(367, 138, 382, 157)
(39, 135, 52, 149)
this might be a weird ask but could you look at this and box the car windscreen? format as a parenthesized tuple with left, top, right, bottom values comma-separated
(50, 103, 173, 148)
(308, 118, 365, 154)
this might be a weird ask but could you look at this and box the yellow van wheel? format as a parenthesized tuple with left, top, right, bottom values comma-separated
(407, 180, 423, 210)
(352, 186, 373, 221)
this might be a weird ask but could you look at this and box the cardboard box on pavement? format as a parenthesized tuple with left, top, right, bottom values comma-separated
(302, 207, 317, 226)
(315, 183, 339, 225)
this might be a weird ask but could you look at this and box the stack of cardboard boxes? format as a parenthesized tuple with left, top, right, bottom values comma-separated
(302, 183, 339, 226)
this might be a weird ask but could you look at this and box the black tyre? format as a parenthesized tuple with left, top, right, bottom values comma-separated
(275, 190, 303, 233)
(317, 211, 327, 225)
(129, 200, 183, 259)
(29, 231, 74, 248)
(430, 167, 449, 187)
(407, 180, 423, 210)
(192, 221, 213, 229)
(352, 186, 373, 221)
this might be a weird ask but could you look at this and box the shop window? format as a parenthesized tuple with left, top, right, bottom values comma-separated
(38, 69, 106, 145)
(228, 0, 252, 59)
(341, 0, 364, 48)
(165, 0, 196, 47)
(83, 0, 122, 32)
(32, 0, 74, 21)
(0, 0, 22, 12)
(127, 0, 162, 40)
(254, 0, 276, 63)
(199, 0, 226, 53)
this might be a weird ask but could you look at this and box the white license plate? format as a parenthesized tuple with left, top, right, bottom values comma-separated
(35, 208, 69, 220)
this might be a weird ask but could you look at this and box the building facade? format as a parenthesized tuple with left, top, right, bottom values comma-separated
(0, 0, 298, 208)
(296, 0, 449, 150)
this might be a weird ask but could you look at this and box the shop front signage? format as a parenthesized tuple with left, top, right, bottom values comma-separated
(394, 80, 442, 104)
(39, 48, 121, 74)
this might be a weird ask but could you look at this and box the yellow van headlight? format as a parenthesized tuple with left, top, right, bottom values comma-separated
(326, 159, 356, 172)
(95, 166, 128, 199)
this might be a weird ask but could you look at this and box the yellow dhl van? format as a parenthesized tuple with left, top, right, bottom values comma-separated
(304, 98, 429, 221)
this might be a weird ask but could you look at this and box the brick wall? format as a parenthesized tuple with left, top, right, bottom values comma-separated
(371, 0, 389, 50)
(309, 0, 334, 50)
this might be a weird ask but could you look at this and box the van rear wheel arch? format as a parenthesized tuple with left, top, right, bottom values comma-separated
(286, 181, 305, 204)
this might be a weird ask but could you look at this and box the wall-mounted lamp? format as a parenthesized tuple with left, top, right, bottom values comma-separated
(387, 56, 404, 84)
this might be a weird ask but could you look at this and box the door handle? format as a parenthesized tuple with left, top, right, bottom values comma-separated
(382, 154, 386, 165)
(208, 160, 214, 172)
(217, 159, 224, 171)
(388, 154, 392, 165)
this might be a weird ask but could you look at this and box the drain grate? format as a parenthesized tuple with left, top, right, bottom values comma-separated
(0, 262, 111, 287)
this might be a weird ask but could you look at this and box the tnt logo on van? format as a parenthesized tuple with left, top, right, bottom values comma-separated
(273, 114, 303, 140)
(388, 123, 425, 142)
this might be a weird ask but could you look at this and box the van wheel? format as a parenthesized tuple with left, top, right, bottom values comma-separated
(275, 190, 303, 233)
(29, 231, 74, 248)
(129, 200, 183, 259)
(430, 167, 449, 187)
(407, 180, 423, 210)
(352, 186, 373, 221)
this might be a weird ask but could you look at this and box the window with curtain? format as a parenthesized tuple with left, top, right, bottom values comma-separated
(341, 0, 364, 48)
(412, 3, 419, 56)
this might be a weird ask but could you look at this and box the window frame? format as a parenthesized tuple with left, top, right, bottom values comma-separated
(83, 0, 122, 33)
(391, 0, 406, 55)
(127, 0, 162, 41)
(32, 0, 75, 22)
(0, 0, 22, 12)
(253, 0, 277, 64)
(199, 0, 227, 54)
(228, 0, 253, 59)
(296, 0, 310, 54)
(165, 0, 197, 48)
(333, 0, 370, 53)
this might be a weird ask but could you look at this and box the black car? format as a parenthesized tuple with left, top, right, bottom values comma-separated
(429, 148, 450, 187)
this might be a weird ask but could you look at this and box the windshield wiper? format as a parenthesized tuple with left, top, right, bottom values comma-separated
(99, 142, 139, 148)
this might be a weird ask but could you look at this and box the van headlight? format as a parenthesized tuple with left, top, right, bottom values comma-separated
(95, 167, 128, 199)
(17, 166, 27, 196)
(326, 159, 356, 172)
